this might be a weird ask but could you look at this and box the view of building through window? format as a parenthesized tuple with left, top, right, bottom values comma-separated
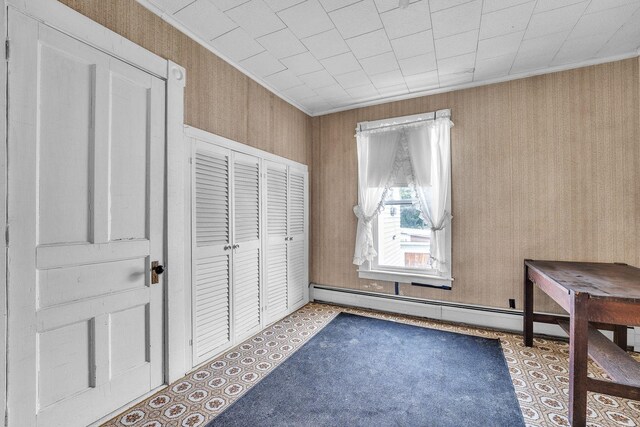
(376, 187, 431, 270)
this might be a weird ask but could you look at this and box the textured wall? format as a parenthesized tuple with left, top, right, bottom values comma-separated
(58, 0, 312, 166)
(311, 58, 640, 313)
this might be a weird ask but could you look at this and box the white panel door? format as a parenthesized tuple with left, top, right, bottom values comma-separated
(7, 11, 165, 427)
(287, 167, 307, 309)
(232, 153, 262, 342)
(192, 142, 232, 365)
(264, 161, 289, 324)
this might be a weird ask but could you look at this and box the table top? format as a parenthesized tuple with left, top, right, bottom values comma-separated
(525, 260, 640, 302)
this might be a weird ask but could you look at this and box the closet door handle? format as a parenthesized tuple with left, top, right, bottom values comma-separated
(289, 237, 294, 241)
(224, 245, 231, 250)
(233, 244, 239, 249)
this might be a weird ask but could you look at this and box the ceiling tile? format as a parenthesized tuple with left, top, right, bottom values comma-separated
(375, 0, 421, 13)
(345, 83, 379, 99)
(225, 0, 286, 38)
(319, 0, 360, 12)
(429, 0, 473, 13)
(257, 29, 307, 58)
(476, 31, 524, 60)
(552, 33, 610, 65)
(329, 0, 383, 39)
(391, 30, 435, 59)
(321, 83, 351, 98)
(241, 51, 286, 77)
(435, 29, 478, 60)
(524, 2, 588, 39)
(534, 0, 585, 13)
(438, 72, 473, 85)
(473, 53, 515, 80)
(151, 0, 196, 14)
(597, 9, 640, 56)
(263, 0, 306, 11)
(482, 0, 531, 13)
(211, 27, 264, 61)
(569, 3, 640, 40)
(278, 0, 335, 38)
(320, 52, 362, 74)
(369, 68, 405, 88)
(263, 69, 303, 90)
(174, 0, 238, 40)
(377, 83, 409, 97)
(281, 51, 324, 75)
(510, 53, 553, 74)
(209, 0, 251, 12)
(346, 29, 393, 59)
(404, 70, 439, 90)
(479, 1, 535, 40)
(516, 31, 568, 58)
(282, 84, 318, 100)
(399, 52, 437, 75)
(431, 0, 482, 39)
(297, 69, 337, 88)
(586, 0, 640, 13)
(334, 69, 372, 88)
(380, 0, 432, 40)
(437, 52, 475, 74)
(302, 29, 350, 59)
(360, 52, 400, 75)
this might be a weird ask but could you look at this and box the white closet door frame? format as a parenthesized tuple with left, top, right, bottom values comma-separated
(2, 2, 188, 424)
(184, 126, 308, 369)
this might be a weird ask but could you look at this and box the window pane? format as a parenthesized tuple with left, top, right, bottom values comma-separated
(377, 187, 431, 270)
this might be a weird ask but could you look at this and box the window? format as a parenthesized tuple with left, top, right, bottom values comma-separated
(353, 110, 453, 287)
(374, 187, 431, 272)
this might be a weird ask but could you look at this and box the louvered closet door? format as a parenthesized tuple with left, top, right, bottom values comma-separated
(232, 153, 262, 342)
(287, 167, 307, 309)
(192, 142, 232, 365)
(265, 161, 289, 324)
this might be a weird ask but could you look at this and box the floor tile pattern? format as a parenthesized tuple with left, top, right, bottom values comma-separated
(103, 303, 640, 427)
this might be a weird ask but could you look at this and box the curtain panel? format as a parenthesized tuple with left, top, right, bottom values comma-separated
(352, 117, 453, 275)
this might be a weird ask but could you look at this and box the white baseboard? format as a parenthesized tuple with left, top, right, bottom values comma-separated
(310, 284, 638, 351)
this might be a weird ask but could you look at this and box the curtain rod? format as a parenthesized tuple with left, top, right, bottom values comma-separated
(356, 109, 451, 133)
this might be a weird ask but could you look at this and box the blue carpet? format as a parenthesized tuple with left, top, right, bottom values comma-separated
(207, 312, 525, 427)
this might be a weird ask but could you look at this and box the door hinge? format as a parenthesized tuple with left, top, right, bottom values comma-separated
(5, 225, 8, 246)
(5, 39, 9, 61)
(189, 339, 193, 346)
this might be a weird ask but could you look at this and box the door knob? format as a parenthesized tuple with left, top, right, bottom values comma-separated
(151, 261, 164, 285)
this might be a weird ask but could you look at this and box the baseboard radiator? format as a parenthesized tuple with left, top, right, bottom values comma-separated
(309, 283, 639, 352)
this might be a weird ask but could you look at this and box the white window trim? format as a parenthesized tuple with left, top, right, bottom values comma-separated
(356, 110, 453, 288)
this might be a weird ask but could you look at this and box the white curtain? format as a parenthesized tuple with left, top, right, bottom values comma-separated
(405, 118, 453, 274)
(352, 130, 401, 265)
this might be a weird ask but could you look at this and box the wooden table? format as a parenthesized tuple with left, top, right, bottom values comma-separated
(523, 260, 640, 426)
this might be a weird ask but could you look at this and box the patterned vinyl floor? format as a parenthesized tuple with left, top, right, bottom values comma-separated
(103, 303, 640, 427)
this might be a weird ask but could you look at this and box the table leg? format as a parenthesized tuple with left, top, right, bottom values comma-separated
(569, 292, 589, 427)
(613, 325, 627, 351)
(524, 264, 534, 347)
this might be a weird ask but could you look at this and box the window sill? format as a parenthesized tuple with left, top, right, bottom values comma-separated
(358, 269, 453, 289)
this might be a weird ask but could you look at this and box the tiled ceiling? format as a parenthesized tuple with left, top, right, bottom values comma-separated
(142, 0, 640, 115)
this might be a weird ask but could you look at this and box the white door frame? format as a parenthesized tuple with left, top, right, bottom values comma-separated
(3, 0, 188, 423)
